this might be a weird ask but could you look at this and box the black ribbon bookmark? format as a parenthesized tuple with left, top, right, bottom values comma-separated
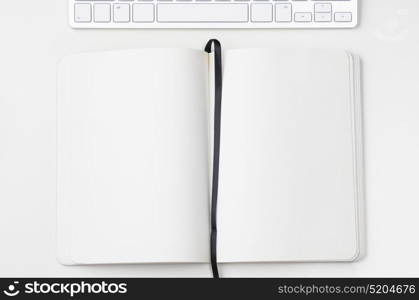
(205, 39, 222, 279)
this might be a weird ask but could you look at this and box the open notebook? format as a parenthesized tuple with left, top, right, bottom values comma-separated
(57, 41, 363, 267)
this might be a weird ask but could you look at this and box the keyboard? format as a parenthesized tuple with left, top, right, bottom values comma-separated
(70, 0, 358, 29)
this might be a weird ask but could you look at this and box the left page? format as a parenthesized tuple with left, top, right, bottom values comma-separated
(57, 49, 211, 264)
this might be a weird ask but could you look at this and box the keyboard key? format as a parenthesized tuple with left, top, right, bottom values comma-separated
(314, 3, 332, 13)
(94, 4, 111, 23)
(251, 4, 273, 23)
(74, 4, 91, 23)
(157, 4, 249, 23)
(335, 12, 352, 22)
(114, 4, 130, 22)
(133, 4, 155, 22)
(315, 12, 331, 22)
(275, 3, 292, 23)
(294, 12, 312, 22)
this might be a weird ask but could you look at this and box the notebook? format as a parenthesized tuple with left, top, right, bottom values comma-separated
(57, 40, 363, 267)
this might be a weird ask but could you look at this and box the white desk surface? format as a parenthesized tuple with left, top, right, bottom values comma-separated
(1, 0, 419, 277)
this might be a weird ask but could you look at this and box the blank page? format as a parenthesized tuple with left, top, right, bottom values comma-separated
(218, 49, 362, 263)
(57, 49, 211, 264)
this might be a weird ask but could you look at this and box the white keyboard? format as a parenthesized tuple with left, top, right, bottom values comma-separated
(70, 0, 358, 29)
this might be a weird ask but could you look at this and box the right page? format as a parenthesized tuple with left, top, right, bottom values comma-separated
(217, 49, 362, 263)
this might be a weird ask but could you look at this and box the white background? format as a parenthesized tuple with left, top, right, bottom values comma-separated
(0, 0, 418, 277)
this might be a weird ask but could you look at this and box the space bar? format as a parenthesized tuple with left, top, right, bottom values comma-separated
(157, 4, 249, 23)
